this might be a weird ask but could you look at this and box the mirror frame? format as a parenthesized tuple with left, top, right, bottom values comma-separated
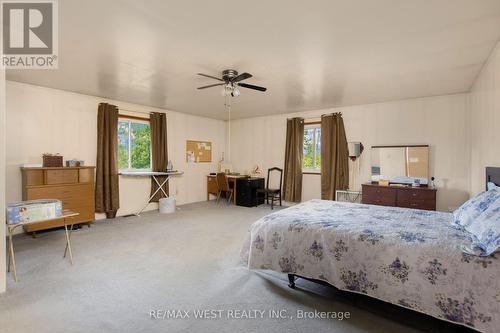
(370, 144, 429, 185)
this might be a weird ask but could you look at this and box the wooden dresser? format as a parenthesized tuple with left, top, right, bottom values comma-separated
(21, 167, 96, 233)
(362, 183, 437, 211)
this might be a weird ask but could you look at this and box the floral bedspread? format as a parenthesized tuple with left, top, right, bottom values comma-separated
(241, 200, 500, 332)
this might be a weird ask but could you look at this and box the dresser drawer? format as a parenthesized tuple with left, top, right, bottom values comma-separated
(397, 189, 436, 211)
(45, 169, 79, 184)
(362, 185, 397, 206)
(60, 195, 94, 210)
(397, 188, 436, 201)
(24, 169, 44, 186)
(27, 184, 93, 200)
(397, 199, 435, 210)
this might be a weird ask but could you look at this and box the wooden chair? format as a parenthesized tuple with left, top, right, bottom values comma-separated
(257, 167, 283, 209)
(216, 172, 234, 205)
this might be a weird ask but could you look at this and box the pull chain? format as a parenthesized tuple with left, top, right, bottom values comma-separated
(225, 93, 231, 161)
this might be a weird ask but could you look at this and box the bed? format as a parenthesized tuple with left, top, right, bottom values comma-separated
(241, 168, 500, 333)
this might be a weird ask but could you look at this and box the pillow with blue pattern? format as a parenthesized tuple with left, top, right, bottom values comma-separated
(465, 200, 500, 256)
(488, 182, 499, 191)
(452, 188, 500, 229)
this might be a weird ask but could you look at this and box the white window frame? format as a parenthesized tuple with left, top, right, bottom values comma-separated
(303, 123, 321, 174)
(118, 118, 152, 172)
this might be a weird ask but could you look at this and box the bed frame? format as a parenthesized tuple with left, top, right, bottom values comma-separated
(287, 167, 500, 290)
(486, 166, 500, 190)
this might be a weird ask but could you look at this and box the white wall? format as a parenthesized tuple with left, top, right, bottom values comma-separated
(230, 94, 470, 212)
(0, 60, 6, 292)
(6, 81, 226, 222)
(469, 41, 500, 195)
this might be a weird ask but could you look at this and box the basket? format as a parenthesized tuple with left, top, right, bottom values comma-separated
(43, 155, 63, 167)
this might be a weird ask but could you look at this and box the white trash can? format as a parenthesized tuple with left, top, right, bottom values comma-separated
(159, 197, 176, 214)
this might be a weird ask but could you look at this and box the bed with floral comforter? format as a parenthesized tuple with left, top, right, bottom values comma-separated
(241, 199, 500, 333)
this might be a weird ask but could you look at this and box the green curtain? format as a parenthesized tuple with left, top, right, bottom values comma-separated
(320, 113, 349, 200)
(283, 117, 304, 202)
(95, 103, 120, 218)
(150, 112, 169, 202)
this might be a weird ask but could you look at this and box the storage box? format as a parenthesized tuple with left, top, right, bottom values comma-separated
(6, 200, 62, 224)
(43, 154, 63, 167)
(378, 180, 390, 186)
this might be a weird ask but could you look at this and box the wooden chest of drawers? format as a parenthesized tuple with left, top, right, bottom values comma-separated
(21, 167, 96, 233)
(362, 183, 437, 211)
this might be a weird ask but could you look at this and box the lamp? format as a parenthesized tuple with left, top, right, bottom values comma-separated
(231, 87, 240, 97)
(221, 83, 241, 97)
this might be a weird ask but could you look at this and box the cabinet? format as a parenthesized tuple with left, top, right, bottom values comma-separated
(236, 178, 265, 207)
(362, 183, 436, 211)
(207, 175, 218, 200)
(21, 167, 95, 232)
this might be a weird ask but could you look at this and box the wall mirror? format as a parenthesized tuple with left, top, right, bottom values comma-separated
(371, 145, 429, 185)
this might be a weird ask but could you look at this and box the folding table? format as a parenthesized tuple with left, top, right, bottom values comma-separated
(6, 210, 79, 282)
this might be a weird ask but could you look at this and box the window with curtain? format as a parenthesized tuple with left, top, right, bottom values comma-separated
(118, 118, 152, 171)
(303, 123, 321, 172)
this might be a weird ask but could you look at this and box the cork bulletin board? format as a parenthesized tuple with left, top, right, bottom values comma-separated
(186, 140, 212, 163)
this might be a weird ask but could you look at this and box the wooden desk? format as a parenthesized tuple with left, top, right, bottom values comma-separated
(207, 175, 247, 205)
(6, 210, 79, 282)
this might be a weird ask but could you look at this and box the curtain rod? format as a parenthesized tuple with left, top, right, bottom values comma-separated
(287, 112, 342, 121)
(118, 108, 155, 115)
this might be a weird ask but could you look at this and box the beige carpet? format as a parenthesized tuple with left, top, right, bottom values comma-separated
(0, 201, 472, 333)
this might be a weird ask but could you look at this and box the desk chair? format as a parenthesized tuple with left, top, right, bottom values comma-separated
(257, 167, 283, 209)
(216, 172, 234, 205)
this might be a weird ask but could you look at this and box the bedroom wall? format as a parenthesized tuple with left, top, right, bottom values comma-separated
(230, 94, 470, 212)
(1, 64, 6, 292)
(5, 81, 226, 227)
(469, 41, 500, 195)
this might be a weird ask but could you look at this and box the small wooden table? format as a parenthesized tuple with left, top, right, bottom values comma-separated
(6, 210, 80, 282)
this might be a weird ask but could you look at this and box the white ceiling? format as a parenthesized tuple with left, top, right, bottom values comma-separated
(6, 0, 500, 120)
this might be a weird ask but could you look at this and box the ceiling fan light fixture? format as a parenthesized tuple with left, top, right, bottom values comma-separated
(221, 85, 229, 96)
(231, 87, 240, 97)
(197, 70, 267, 94)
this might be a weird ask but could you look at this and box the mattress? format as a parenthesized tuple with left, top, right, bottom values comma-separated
(241, 199, 499, 332)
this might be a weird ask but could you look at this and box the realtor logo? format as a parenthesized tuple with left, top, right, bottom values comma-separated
(1, 0, 58, 69)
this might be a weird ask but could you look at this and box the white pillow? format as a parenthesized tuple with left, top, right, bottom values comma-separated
(465, 199, 500, 256)
(487, 182, 499, 191)
(452, 189, 500, 229)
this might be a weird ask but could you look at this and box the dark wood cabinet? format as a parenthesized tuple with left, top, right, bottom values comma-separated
(362, 183, 437, 211)
(236, 177, 265, 207)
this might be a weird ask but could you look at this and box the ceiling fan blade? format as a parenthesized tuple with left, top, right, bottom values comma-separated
(237, 83, 267, 92)
(197, 73, 224, 81)
(232, 72, 252, 83)
(197, 83, 225, 89)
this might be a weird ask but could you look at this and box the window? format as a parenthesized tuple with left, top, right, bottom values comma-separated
(303, 124, 321, 172)
(118, 119, 152, 171)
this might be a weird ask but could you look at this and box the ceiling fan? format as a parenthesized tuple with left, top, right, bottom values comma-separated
(197, 69, 267, 96)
